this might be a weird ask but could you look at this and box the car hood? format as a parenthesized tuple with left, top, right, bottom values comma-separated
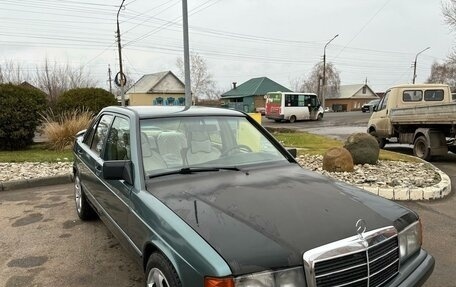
(146, 163, 417, 275)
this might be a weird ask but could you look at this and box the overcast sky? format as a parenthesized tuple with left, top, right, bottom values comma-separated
(1, 0, 454, 93)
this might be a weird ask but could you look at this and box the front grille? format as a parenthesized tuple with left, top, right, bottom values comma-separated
(304, 226, 399, 287)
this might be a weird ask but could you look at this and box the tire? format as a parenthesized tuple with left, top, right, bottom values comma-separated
(146, 253, 181, 287)
(413, 136, 431, 161)
(289, 115, 296, 123)
(449, 146, 456, 154)
(74, 173, 97, 221)
(369, 130, 386, 149)
(317, 113, 323, 121)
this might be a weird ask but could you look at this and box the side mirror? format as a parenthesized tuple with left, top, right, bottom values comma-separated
(287, 148, 297, 158)
(102, 160, 133, 185)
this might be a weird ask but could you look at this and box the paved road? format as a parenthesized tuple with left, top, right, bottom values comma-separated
(0, 184, 144, 287)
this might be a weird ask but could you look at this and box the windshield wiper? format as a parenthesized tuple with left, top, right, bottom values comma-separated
(148, 166, 241, 179)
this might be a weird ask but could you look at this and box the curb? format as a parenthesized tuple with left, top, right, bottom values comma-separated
(357, 161, 451, 201)
(0, 174, 74, 192)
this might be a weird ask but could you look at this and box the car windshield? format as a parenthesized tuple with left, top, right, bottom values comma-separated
(140, 116, 288, 178)
(368, 99, 380, 105)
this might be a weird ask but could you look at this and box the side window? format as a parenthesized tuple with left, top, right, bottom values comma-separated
(105, 117, 131, 160)
(379, 90, 390, 111)
(424, 89, 444, 101)
(403, 90, 422, 102)
(82, 117, 97, 147)
(90, 115, 113, 157)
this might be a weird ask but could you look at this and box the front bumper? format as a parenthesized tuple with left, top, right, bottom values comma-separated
(387, 249, 435, 287)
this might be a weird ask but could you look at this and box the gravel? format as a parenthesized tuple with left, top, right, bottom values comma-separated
(0, 162, 72, 182)
(297, 154, 440, 189)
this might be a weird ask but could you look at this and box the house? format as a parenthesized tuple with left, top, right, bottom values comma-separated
(221, 77, 292, 113)
(125, 71, 185, 106)
(325, 84, 378, 112)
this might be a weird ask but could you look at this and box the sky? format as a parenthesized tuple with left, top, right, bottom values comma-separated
(1, 0, 454, 93)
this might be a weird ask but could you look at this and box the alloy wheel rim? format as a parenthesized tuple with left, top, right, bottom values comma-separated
(147, 268, 169, 287)
(74, 176, 82, 213)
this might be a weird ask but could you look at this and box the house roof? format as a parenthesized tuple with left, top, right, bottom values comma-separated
(221, 77, 292, 98)
(125, 71, 184, 94)
(328, 84, 378, 99)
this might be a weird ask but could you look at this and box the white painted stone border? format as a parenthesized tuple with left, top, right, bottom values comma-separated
(358, 161, 451, 200)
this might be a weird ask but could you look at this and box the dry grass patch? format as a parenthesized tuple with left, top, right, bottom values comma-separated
(41, 109, 94, 150)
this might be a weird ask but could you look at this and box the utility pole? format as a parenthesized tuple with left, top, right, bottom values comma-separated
(182, 0, 192, 108)
(322, 34, 339, 110)
(412, 47, 430, 84)
(116, 0, 126, 106)
(108, 65, 113, 94)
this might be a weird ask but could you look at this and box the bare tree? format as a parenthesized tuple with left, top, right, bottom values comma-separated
(0, 60, 30, 84)
(442, 0, 456, 61)
(33, 58, 98, 105)
(303, 62, 340, 98)
(176, 53, 217, 103)
(426, 61, 456, 91)
(288, 76, 306, 92)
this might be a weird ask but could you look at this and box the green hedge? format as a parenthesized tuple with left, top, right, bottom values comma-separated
(57, 88, 117, 114)
(0, 84, 48, 150)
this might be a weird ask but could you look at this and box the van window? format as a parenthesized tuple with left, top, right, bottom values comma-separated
(379, 90, 390, 111)
(403, 90, 422, 102)
(424, 89, 444, 101)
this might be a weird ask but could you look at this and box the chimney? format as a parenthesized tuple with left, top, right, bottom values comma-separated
(232, 82, 237, 89)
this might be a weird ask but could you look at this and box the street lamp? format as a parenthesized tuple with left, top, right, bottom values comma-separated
(182, 0, 192, 108)
(322, 34, 339, 110)
(412, 47, 430, 84)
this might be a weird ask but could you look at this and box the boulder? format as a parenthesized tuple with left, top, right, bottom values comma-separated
(344, 133, 379, 165)
(323, 147, 354, 172)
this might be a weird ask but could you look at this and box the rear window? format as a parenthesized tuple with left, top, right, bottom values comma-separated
(403, 90, 422, 102)
(424, 89, 444, 101)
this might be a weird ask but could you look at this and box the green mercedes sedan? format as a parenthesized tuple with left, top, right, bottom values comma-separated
(73, 106, 434, 287)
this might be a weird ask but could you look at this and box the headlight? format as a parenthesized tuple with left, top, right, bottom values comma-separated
(234, 267, 306, 287)
(398, 220, 422, 263)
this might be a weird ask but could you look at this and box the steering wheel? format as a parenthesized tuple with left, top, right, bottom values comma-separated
(221, 144, 252, 156)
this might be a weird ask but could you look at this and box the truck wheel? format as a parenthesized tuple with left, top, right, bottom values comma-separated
(289, 115, 296, 123)
(413, 136, 431, 161)
(369, 131, 386, 149)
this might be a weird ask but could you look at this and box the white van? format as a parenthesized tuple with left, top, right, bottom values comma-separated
(264, 92, 324, 122)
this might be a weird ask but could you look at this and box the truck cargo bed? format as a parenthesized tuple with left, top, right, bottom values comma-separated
(390, 103, 456, 125)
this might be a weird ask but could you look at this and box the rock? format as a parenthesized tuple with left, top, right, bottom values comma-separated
(344, 133, 379, 165)
(322, 147, 354, 172)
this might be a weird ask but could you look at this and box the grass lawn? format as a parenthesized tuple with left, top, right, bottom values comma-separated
(0, 144, 73, 163)
(272, 131, 419, 162)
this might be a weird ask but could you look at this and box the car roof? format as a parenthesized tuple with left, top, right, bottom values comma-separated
(101, 105, 246, 119)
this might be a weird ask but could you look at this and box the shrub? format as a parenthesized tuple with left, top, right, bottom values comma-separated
(0, 83, 48, 150)
(57, 88, 117, 114)
(41, 109, 94, 150)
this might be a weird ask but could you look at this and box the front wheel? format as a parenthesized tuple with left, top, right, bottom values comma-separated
(413, 136, 431, 161)
(369, 131, 386, 149)
(146, 253, 181, 287)
(289, 115, 296, 123)
(317, 113, 323, 121)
